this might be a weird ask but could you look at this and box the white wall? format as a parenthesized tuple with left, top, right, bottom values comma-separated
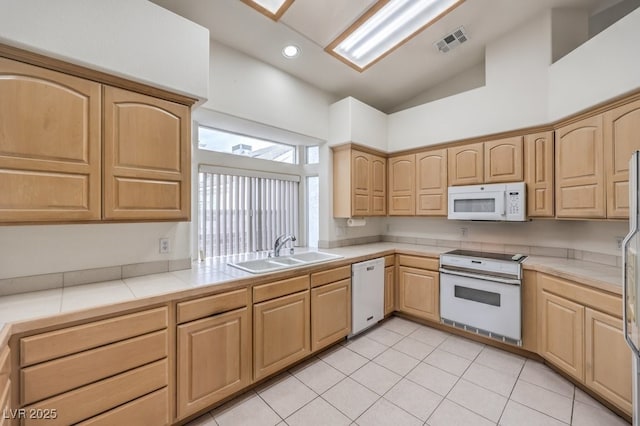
(386, 217, 627, 256)
(0, 222, 191, 279)
(387, 11, 552, 150)
(205, 41, 335, 142)
(0, 0, 209, 101)
(391, 62, 486, 113)
(548, 7, 640, 120)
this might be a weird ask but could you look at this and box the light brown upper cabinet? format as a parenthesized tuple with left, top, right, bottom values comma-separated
(484, 136, 523, 183)
(333, 146, 386, 217)
(555, 115, 605, 218)
(0, 57, 101, 222)
(0, 56, 192, 224)
(604, 98, 640, 219)
(416, 148, 448, 216)
(448, 138, 522, 187)
(448, 142, 484, 186)
(524, 132, 554, 217)
(103, 87, 190, 220)
(388, 154, 415, 215)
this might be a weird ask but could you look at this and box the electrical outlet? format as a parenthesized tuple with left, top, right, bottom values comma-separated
(159, 238, 170, 254)
(616, 236, 624, 250)
(460, 227, 468, 238)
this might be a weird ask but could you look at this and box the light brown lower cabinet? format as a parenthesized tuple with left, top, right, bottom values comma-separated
(397, 266, 439, 322)
(254, 290, 310, 381)
(0, 346, 9, 426)
(176, 307, 251, 419)
(311, 279, 351, 352)
(585, 308, 632, 414)
(539, 290, 585, 381)
(537, 272, 632, 416)
(384, 266, 395, 316)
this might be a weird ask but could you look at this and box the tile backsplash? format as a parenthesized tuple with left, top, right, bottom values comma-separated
(0, 258, 192, 297)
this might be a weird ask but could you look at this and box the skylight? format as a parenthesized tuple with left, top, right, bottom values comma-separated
(241, 0, 294, 20)
(327, 0, 465, 72)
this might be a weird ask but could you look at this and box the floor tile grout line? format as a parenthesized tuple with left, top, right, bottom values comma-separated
(496, 359, 525, 425)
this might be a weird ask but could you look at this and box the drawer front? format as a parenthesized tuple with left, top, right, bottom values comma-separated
(0, 346, 8, 380)
(177, 288, 248, 324)
(23, 359, 167, 426)
(310, 265, 351, 288)
(77, 387, 168, 426)
(21, 330, 167, 405)
(20, 307, 167, 366)
(0, 377, 9, 425)
(253, 275, 310, 303)
(384, 255, 395, 267)
(538, 273, 621, 318)
(397, 255, 439, 271)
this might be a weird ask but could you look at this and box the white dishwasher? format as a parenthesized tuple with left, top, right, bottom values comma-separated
(350, 257, 385, 337)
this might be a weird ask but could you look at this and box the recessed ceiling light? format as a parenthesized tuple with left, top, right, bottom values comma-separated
(282, 45, 300, 59)
(327, 0, 465, 72)
(241, 0, 295, 20)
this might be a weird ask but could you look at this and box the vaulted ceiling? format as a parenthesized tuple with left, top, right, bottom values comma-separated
(152, 0, 617, 113)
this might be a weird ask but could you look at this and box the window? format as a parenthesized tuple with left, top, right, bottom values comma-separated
(306, 146, 319, 164)
(198, 167, 299, 257)
(198, 126, 296, 164)
(307, 176, 319, 247)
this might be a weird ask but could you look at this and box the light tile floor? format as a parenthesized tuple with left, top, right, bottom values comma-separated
(186, 317, 631, 426)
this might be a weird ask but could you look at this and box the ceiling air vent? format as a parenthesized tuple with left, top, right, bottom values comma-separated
(434, 26, 468, 53)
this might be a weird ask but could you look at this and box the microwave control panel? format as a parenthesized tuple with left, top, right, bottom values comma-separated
(507, 191, 522, 215)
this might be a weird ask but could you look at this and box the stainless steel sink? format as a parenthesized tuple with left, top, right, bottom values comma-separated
(228, 252, 343, 274)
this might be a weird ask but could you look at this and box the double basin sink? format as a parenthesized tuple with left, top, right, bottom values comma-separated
(229, 251, 343, 274)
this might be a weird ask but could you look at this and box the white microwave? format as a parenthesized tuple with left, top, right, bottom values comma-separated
(448, 182, 526, 221)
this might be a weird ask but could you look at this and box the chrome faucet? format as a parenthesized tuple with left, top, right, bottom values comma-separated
(272, 234, 296, 257)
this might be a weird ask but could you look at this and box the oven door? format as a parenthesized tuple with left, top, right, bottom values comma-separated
(440, 270, 521, 341)
(448, 190, 505, 221)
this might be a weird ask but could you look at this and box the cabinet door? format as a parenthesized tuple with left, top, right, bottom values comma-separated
(539, 290, 584, 381)
(0, 57, 101, 222)
(448, 143, 483, 186)
(371, 154, 387, 216)
(351, 150, 371, 216)
(555, 115, 605, 218)
(384, 266, 395, 316)
(524, 132, 554, 217)
(103, 86, 190, 220)
(416, 149, 447, 216)
(585, 308, 632, 414)
(254, 290, 310, 380)
(177, 307, 251, 419)
(484, 136, 523, 183)
(388, 154, 415, 215)
(604, 99, 640, 219)
(311, 279, 351, 352)
(397, 266, 439, 322)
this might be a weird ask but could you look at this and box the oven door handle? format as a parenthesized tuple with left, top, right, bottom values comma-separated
(439, 268, 521, 286)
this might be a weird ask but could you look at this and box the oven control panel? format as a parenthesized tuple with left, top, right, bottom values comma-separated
(440, 253, 522, 277)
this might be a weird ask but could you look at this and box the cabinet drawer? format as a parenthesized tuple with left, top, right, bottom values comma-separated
(0, 346, 8, 379)
(384, 255, 395, 267)
(311, 265, 350, 288)
(20, 307, 167, 366)
(177, 288, 248, 324)
(77, 387, 168, 426)
(23, 359, 167, 426)
(397, 255, 439, 271)
(253, 275, 310, 303)
(537, 273, 621, 318)
(21, 330, 167, 405)
(0, 377, 9, 422)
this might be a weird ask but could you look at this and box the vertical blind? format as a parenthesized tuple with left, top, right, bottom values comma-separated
(198, 168, 299, 258)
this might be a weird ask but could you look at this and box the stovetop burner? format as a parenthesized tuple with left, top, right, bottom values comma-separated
(444, 249, 521, 262)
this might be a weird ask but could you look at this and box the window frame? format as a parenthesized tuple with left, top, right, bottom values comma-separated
(192, 120, 320, 260)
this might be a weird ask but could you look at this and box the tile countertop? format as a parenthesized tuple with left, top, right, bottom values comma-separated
(0, 242, 622, 347)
